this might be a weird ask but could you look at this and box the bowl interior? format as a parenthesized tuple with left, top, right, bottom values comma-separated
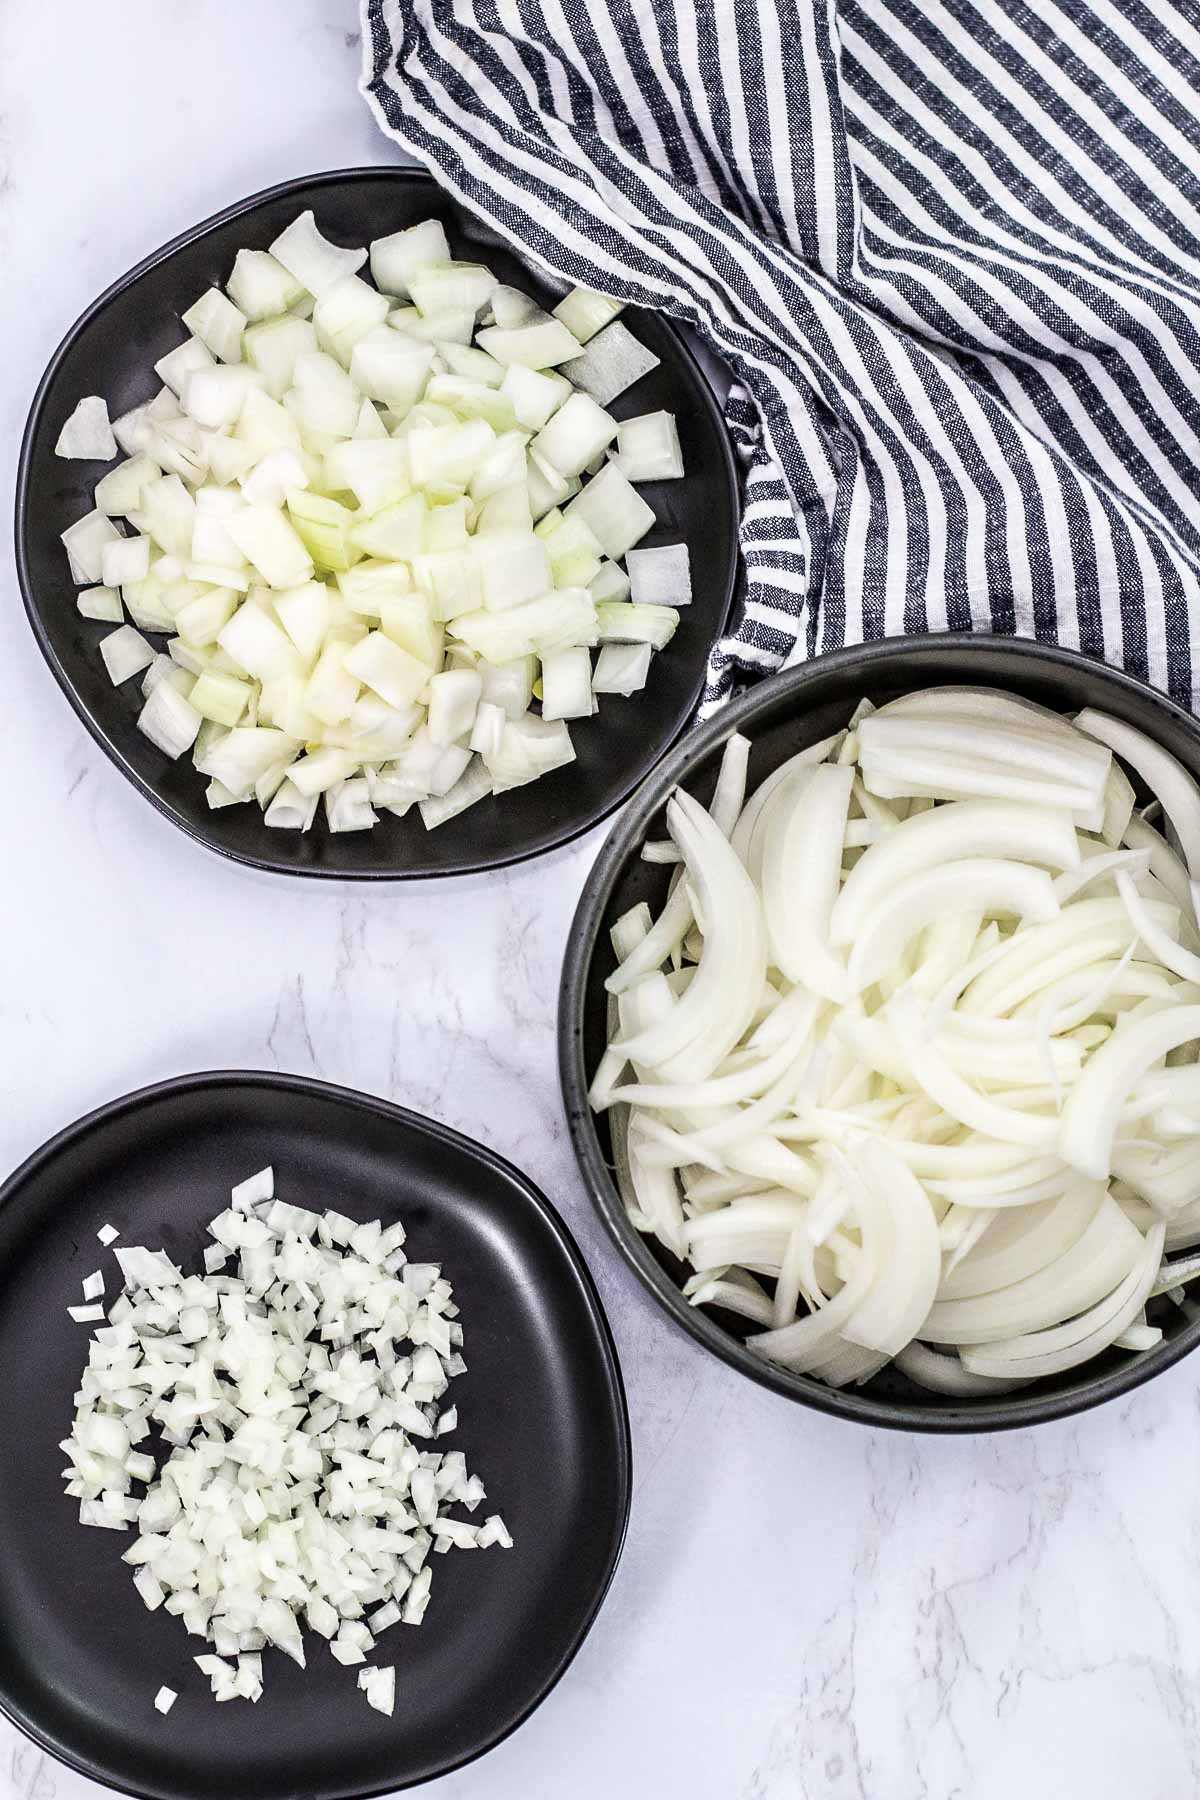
(564, 637, 1200, 1430)
(17, 168, 738, 879)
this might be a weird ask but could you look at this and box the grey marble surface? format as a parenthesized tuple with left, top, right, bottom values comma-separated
(1, 6, 1198, 1797)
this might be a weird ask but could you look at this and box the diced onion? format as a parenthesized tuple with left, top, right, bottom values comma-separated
(56, 396, 118, 461)
(58, 208, 683, 836)
(65, 1167, 510, 1710)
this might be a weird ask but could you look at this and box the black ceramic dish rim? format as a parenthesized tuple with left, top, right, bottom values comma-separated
(13, 165, 739, 883)
(0, 1069, 633, 1800)
(559, 633, 1200, 1435)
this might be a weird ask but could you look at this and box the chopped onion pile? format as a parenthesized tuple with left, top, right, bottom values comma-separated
(57, 210, 689, 834)
(593, 687, 1200, 1394)
(62, 1166, 511, 1713)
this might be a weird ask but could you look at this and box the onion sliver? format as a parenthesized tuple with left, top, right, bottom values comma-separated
(686, 1273, 775, 1327)
(838, 1143, 941, 1355)
(936, 1183, 1103, 1300)
(746, 1238, 877, 1373)
(895, 1341, 1032, 1395)
(625, 1114, 687, 1256)
(830, 801, 1079, 947)
(1076, 709, 1200, 879)
(709, 733, 752, 836)
(728, 735, 844, 873)
(876, 685, 1100, 741)
(922, 1193, 1141, 1343)
(608, 1005, 817, 1112)
(612, 792, 766, 1082)
(960, 1221, 1164, 1379)
(859, 713, 1110, 790)
(956, 899, 1177, 1017)
(1060, 1004, 1200, 1180)
(761, 765, 854, 1001)
(887, 993, 1060, 1149)
(847, 859, 1060, 994)
(1122, 813, 1196, 919)
(1115, 871, 1200, 986)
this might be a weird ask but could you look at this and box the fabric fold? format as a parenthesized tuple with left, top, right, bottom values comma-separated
(362, 0, 1200, 713)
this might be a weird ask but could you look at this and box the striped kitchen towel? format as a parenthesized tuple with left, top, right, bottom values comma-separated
(360, 0, 1200, 716)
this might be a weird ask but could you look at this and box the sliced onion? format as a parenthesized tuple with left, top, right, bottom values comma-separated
(1060, 1004, 1200, 1180)
(831, 801, 1079, 947)
(1076, 709, 1200, 878)
(599, 684, 1198, 1390)
(960, 1221, 1164, 1379)
(761, 765, 854, 1001)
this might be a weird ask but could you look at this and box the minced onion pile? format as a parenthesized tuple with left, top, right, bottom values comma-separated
(57, 210, 689, 834)
(592, 686, 1200, 1395)
(61, 1167, 510, 1714)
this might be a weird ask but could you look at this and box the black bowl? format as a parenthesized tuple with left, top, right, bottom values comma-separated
(0, 1072, 630, 1798)
(559, 635, 1200, 1432)
(15, 168, 738, 880)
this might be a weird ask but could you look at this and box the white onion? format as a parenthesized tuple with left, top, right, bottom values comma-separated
(64, 1167, 511, 1712)
(626, 543, 691, 607)
(56, 396, 118, 461)
(552, 286, 625, 345)
(615, 412, 684, 483)
(598, 685, 1200, 1390)
(58, 209, 685, 835)
(560, 320, 662, 405)
(100, 625, 155, 686)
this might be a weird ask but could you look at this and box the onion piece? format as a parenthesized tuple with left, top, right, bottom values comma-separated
(838, 1142, 941, 1354)
(830, 802, 1079, 947)
(859, 712, 1110, 789)
(270, 211, 366, 296)
(895, 1341, 1033, 1395)
(1115, 871, 1200, 986)
(733, 737, 847, 882)
(612, 792, 766, 1082)
(922, 1195, 1142, 1343)
(960, 1221, 1164, 1379)
(935, 1184, 1103, 1300)
(1076, 708, 1200, 878)
(560, 320, 660, 404)
(848, 859, 1060, 995)
(887, 992, 1060, 1150)
(760, 765, 854, 1002)
(56, 396, 118, 461)
(1122, 812, 1196, 923)
(1060, 1004, 1200, 1180)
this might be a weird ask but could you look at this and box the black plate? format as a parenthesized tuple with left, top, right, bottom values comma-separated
(0, 1073, 630, 1798)
(560, 635, 1200, 1433)
(15, 167, 738, 879)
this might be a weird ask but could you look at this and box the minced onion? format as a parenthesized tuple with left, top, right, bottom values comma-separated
(594, 687, 1200, 1392)
(62, 1167, 511, 1712)
(57, 210, 687, 834)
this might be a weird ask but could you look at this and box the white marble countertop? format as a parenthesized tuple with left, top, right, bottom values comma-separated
(3, 5, 1200, 1797)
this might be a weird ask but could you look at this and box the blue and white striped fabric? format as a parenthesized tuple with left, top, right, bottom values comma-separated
(360, 0, 1200, 716)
